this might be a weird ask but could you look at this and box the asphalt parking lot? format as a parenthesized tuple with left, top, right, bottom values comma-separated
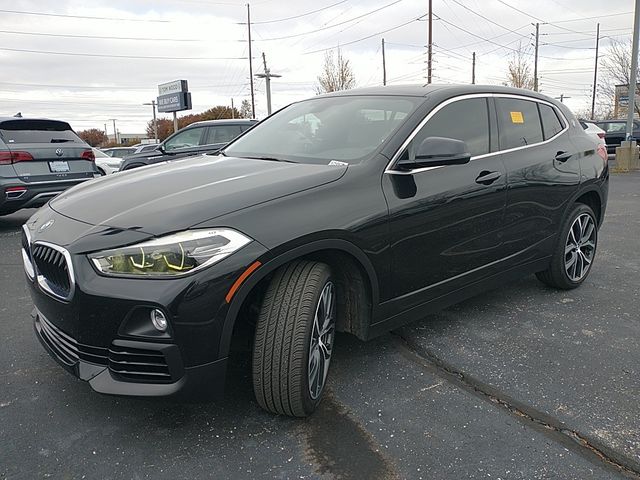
(1, 172, 638, 480)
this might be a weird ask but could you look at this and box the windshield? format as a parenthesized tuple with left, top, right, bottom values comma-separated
(224, 95, 421, 165)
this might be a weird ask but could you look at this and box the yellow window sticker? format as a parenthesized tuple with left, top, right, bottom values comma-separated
(510, 111, 524, 124)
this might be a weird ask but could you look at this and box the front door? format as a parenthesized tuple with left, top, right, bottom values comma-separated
(381, 96, 507, 312)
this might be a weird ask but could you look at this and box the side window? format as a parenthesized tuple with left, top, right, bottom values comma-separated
(496, 98, 543, 149)
(405, 97, 490, 159)
(539, 104, 564, 140)
(164, 127, 204, 151)
(205, 125, 243, 144)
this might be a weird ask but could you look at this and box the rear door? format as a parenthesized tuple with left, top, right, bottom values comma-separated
(496, 97, 580, 263)
(203, 124, 245, 153)
(0, 119, 95, 183)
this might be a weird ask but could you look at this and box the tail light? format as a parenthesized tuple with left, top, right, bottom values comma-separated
(81, 149, 95, 162)
(0, 151, 35, 164)
(597, 144, 607, 163)
(597, 133, 605, 139)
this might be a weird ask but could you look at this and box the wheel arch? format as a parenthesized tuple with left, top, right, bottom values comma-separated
(219, 239, 379, 358)
(571, 185, 604, 226)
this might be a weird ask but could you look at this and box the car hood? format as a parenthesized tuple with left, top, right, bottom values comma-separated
(49, 154, 348, 236)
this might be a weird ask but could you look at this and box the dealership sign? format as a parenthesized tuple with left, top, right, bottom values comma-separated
(157, 80, 192, 113)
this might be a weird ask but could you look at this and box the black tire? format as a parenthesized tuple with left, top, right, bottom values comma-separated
(252, 260, 335, 416)
(536, 203, 598, 289)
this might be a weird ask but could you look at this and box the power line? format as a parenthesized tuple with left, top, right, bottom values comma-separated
(0, 8, 170, 22)
(302, 15, 424, 55)
(0, 46, 247, 61)
(447, 0, 530, 40)
(250, 0, 348, 24)
(255, 0, 404, 41)
(0, 29, 198, 42)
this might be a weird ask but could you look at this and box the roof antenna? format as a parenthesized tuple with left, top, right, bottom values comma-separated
(13, 112, 22, 118)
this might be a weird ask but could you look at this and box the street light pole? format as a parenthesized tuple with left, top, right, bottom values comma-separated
(143, 100, 158, 143)
(626, 0, 640, 141)
(109, 118, 118, 144)
(255, 52, 281, 116)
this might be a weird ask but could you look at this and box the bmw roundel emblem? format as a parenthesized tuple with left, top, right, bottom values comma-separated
(39, 219, 55, 232)
(55, 148, 64, 157)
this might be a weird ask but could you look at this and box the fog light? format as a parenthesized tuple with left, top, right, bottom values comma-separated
(150, 309, 168, 332)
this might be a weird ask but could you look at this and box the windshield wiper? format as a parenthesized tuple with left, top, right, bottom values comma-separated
(50, 138, 73, 143)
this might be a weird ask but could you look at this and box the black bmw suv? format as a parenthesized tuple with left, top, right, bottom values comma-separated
(0, 118, 96, 216)
(22, 85, 608, 416)
(119, 119, 257, 171)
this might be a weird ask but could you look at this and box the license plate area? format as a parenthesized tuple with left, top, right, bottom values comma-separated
(49, 161, 70, 173)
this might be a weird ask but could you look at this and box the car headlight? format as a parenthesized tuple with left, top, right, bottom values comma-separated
(88, 229, 252, 277)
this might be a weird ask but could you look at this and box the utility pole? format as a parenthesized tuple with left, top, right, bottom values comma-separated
(472, 52, 476, 84)
(533, 23, 539, 92)
(109, 119, 117, 144)
(555, 94, 571, 103)
(626, 0, 640, 141)
(247, 3, 255, 119)
(590, 23, 600, 120)
(143, 100, 158, 143)
(231, 98, 235, 118)
(172, 112, 178, 133)
(255, 52, 281, 116)
(427, 0, 433, 84)
(382, 38, 387, 86)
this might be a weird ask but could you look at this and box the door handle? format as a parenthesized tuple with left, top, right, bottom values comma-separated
(475, 170, 502, 185)
(555, 151, 572, 162)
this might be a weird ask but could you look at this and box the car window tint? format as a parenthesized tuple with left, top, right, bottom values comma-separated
(164, 127, 203, 151)
(206, 125, 243, 144)
(496, 98, 543, 149)
(407, 97, 490, 159)
(539, 104, 564, 140)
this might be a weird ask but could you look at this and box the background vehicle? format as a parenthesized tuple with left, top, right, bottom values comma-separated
(132, 143, 160, 154)
(102, 147, 137, 158)
(0, 117, 96, 215)
(22, 85, 608, 417)
(594, 119, 640, 154)
(119, 119, 257, 171)
(579, 119, 606, 147)
(92, 148, 123, 175)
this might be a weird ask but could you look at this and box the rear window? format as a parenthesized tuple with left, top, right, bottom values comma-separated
(0, 120, 83, 144)
(496, 98, 543, 149)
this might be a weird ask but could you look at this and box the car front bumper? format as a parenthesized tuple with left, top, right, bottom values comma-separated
(23, 213, 268, 399)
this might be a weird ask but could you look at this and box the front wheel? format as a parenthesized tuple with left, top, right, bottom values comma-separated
(252, 260, 336, 416)
(536, 203, 598, 289)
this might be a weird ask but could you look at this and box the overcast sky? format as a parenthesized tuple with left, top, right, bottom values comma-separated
(0, 0, 634, 134)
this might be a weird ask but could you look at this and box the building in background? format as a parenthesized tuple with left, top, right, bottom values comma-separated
(614, 84, 640, 118)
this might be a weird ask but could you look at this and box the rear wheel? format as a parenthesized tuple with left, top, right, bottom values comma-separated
(536, 203, 598, 289)
(252, 260, 335, 416)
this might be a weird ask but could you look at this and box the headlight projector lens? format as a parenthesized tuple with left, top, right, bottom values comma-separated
(150, 309, 168, 332)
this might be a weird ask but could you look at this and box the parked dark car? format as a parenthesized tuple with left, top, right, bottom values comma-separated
(119, 119, 258, 171)
(101, 147, 137, 158)
(0, 117, 96, 216)
(594, 119, 640, 154)
(22, 85, 608, 417)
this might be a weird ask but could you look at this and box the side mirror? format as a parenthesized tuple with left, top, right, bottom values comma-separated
(397, 136, 471, 170)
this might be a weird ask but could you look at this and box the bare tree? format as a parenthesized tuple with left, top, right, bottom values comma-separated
(599, 39, 640, 117)
(239, 99, 253, 119)
(506, 43, 535, 90)
(316, 48, 356, 94)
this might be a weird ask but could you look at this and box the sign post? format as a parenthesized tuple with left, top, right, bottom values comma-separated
(157, 80, 192, 133)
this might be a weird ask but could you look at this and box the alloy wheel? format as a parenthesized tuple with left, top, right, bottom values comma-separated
(308, 281, 336, 400)
(564, 213, 596, 282)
